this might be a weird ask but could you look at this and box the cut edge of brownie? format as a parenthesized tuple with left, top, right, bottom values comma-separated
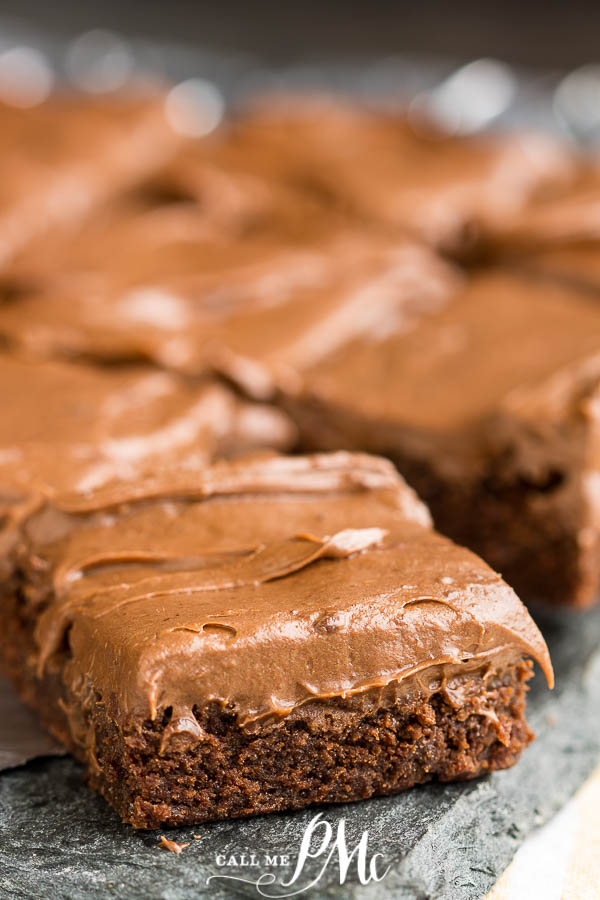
(283, 394, 600, 610)
(390, 447, 599, 611)
(1, 578, 535, 830)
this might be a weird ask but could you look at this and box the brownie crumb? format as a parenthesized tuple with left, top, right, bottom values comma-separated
(158, 836, 190, 855)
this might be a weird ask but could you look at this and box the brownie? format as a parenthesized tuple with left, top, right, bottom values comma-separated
(157, 96, 573, 257)
(0, 353, 294, 536)
(141, 128, 336, 240)
(480, 161, 600, 289)
(0, 92, 179, 265)
(484, 162, 600, 256)
(2, 198, 224, 290)
(0, 210, 456, 397)
(284, 270, 600, 609)
(0, 452, 551, 828)
(519, 243, 600, 294)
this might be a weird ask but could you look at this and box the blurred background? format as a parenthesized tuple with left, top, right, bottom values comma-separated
(0, 0, 595, 69)
(0, 1, 599, 144)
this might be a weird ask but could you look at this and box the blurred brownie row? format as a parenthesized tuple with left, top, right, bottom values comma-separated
(2, 92, 599, 607)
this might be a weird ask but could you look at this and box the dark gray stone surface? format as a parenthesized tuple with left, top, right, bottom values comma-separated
(1, 603, 599, 900)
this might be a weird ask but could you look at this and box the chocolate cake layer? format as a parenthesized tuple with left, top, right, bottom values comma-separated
(3, 452, 551, 827)
(0, 92, 179, 265)
(285, 270, 600, 608)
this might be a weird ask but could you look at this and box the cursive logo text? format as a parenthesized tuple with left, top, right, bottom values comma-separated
(207, 813, 390, 897)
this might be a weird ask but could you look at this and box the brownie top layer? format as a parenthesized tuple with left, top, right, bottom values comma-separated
(526, 243, 600, 293)
(295, 269, 600, 467)
(0, 92, 179, 264)
(144, 128, 337, 240)
(21, 452, 552, 730)
(486, 163, 600, 255)
(0, 353, 294, 505)
(0, 219, 457, 398)
(177, 96, 574, 254)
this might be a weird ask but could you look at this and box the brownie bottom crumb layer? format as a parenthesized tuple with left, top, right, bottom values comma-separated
(94, 666, 532, 829)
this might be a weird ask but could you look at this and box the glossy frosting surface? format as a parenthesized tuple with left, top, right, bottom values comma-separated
(298, 270, 600, 440)
(0, 353, 294, 503)
(0, 218, 457, 398)
(20, 453, 552, 733)
(489, 163, 600, 252)
(154, 97, 574, 252)
(526, 243, 600, 292)
(0, 92, 179, 264)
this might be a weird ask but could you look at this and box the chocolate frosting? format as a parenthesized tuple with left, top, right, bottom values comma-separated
(0, 96, 574, 405)
(144, 130, 335, 240)
(18, 453, 552, 739)
(486, 162, 600, 254)
(484, 161, 600, 289)
(0, 219, 458, 399)
(184, 96, 574, 254)
(292, 270, 600, 473)
(0, 353, 295, 550)
(525, 243, 600, 293)
(0, 92, 179, 265)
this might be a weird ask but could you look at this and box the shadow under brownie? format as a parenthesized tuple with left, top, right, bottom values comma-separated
(1, 452, 551, 828)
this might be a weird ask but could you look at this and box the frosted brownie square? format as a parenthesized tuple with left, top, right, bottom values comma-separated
(2, 453, 551, 827)
(0, 92, 179, 264)
(285, 271, 600, 608)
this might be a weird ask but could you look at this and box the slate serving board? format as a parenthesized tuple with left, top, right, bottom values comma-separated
(0, 26, 599, 900)
(1, 603, 599, 900)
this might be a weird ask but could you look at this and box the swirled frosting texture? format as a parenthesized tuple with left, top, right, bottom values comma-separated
(19, 453, 552, 733)
(0, 221, 458, 399)
(149, 95, 575, 254)
(0, 92, 179, 264)
(0, 353, 295, 570)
